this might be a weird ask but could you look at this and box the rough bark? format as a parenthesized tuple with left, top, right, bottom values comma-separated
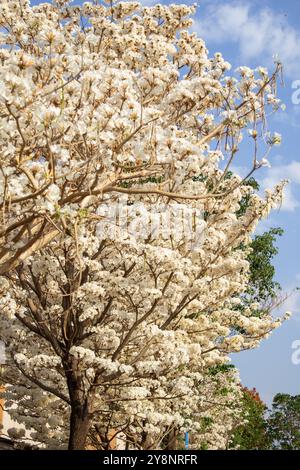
(165, 429, 178, 450)
(68, 402, 90, 450)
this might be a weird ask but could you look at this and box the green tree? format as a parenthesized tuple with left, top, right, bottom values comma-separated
(247, 227, 283, 305)
(238, 178, 283, 306)
(226, 175, 284, 311)
(267, 394, 300, 450)
(229, 387, 270, 450)
(232, 179, 284, 332)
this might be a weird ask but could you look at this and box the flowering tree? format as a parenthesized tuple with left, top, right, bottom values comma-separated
(0, 0, 283, 275)
(0, 0, 289, 450)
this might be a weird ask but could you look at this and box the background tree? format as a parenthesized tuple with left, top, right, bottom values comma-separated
(235, 177, 284, 313)
(229, 387, 270, 450)
(246, 227, 283, 306)
(267, 394, 300, 450)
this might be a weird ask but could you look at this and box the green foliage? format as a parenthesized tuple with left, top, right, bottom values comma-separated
(192, 173, 214, 191)
(246, 227, 283, 304)
(119, 175, 164, 188)
(230, 226, 283, 331)
(229, 388, 270, 450)
(201, 416, 214, 430)
(208, 364, 236, 376)
(197, 417, 214, 449)
(199, 442, 209, 450)
(236, 176, 260, 218)
(229, 392, 300, 450)
(192, 174, 208, 183)
(267, 394, 300, 450)
(236, 177, 283, 306)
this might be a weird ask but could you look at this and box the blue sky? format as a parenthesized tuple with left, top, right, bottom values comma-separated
(25, 0, 300, 405)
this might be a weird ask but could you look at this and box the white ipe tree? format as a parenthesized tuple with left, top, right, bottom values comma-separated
(0, 0, 289, 450)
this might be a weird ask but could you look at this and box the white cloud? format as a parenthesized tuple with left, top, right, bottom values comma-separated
(273, 106, 300, 129)
(195, 2, 300, 78)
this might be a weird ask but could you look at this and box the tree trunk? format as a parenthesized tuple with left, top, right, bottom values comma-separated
(68, 404, 90, 450)
(65, 357, 93, 450)
(165, 429, 178, 450)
